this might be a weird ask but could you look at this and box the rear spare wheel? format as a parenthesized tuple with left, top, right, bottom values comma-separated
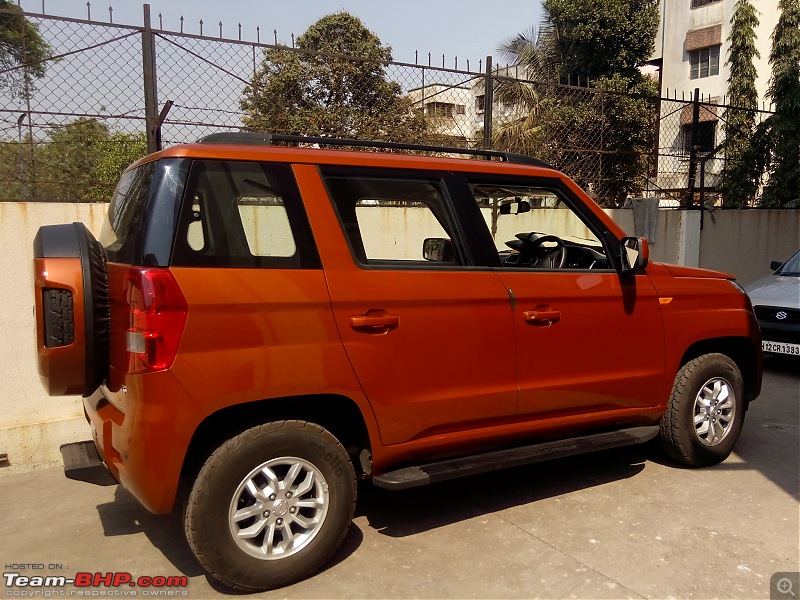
(33, 222, 109, 396)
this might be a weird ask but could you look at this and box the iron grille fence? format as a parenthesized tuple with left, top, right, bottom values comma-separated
(0, 5, 775, 207)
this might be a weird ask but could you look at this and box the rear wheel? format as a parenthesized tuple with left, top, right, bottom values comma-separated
(659, 353, 745, 467)
(184, 420, 356, 591)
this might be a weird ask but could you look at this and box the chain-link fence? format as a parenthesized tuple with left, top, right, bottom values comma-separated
(0, 5, 775, 206)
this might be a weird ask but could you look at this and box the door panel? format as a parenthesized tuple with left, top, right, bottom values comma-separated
(295, 165, 517, 445)
(327, 270, 518, 444)
(497, 270, 665, 417)
(464, 176, 666, 419)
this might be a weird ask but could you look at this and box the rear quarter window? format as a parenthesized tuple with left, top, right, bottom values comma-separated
(171, 160, 319, 269)
(100, 161, 157, 263)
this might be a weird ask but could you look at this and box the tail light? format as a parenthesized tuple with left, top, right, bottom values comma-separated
(125, 268, 188, 373)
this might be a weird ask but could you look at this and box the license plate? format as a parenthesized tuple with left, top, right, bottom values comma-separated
(762, 340, 800, 356)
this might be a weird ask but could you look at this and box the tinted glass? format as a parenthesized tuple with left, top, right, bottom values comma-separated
(777, 250, 800, 276)
(101, 160, 157, 263)
(324, 174, 464, 267)
(171, 160, 318, 269)
(467, 180, 611, 270)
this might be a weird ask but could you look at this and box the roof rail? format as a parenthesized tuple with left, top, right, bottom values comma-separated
(196, 132, 553, 169)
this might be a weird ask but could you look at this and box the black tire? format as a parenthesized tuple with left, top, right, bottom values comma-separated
(184, 420, 356, 592)
(79, 224, 109, 396)
(659, 353, 745, 467)
(43, 289, 75, 348)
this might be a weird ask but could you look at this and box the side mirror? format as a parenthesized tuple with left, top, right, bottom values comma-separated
(619, 236, 649, 275)
(770, 260, 782, 271)
(499, 198, 531, 215)
(423, 238, 454, 262)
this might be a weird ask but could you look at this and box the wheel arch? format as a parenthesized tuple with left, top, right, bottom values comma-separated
(181, 394, 373, 482)
(679, 337, 761, 404)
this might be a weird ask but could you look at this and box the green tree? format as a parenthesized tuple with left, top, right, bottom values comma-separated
(37, 118, 146, 201)
(494, 0, 659, 206)
(538, 0, 660, 82)
(760, 0, 800, 207)
(241, 12, 426, 142)
(721, 0, 761, 208)
(0, 0, 50, 98)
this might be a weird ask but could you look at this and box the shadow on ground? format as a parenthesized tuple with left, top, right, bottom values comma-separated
(714, 355, 800, 499)
(93, 444, 647, 592)
(357, 445, 647, 538)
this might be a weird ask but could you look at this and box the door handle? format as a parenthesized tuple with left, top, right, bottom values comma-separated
(523, 309, 561, 326)
(350, 311, 399, 333)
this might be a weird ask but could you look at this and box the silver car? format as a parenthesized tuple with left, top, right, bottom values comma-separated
(745, 250, 800, 357)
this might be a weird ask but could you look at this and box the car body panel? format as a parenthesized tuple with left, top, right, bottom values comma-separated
(495, 269, 667, 417)
(84, 370, 205, 514)
(647, 262, 762, 399)
(746, 274, 800, 310)
(36, 144, 763, 515)
(293, 164, 519, 445)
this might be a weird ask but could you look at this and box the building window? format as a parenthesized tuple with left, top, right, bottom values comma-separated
(475, 95, 485, 112)
(426, 102, 465, 118)
(689, 45, 720, 79)
(682, 121, 717, 155)
(691, 0, 721, 7)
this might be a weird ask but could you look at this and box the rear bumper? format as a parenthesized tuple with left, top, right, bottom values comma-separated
(82, 371, 206, 514)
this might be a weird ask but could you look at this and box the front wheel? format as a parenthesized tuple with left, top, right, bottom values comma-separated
(659, 353, 745, 467)
(184, 420, 356, 591)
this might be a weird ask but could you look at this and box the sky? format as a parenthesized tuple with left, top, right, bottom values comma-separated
(30, 1, 544, 69)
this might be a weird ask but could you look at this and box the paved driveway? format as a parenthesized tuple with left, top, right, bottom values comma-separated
(1, 357, 798, 599)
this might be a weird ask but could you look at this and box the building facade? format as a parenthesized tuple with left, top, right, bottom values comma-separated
(650, 0, 780, 192)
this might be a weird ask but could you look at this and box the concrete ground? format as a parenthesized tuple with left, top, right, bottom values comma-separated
(1, 357, 798, 599)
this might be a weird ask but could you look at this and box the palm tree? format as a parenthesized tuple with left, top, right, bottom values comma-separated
(489, 28, 553, 153)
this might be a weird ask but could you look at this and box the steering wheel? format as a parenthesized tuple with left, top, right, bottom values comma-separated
(524, 234, 567, 269)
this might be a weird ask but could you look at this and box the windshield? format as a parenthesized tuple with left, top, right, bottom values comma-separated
(776, 250, 800, 276)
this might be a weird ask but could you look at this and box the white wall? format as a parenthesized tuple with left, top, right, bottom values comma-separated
(657, 0, 779, 104)
(0, 202, 797, 474)
(0, 203, 106, 474)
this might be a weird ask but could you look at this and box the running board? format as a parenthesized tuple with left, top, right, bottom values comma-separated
(373, 425, 659, 490)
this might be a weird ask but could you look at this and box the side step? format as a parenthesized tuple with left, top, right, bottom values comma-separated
(373, 425, 659, 490)
(60, 441, 118, 486)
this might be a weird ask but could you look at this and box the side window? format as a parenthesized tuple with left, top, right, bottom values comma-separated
(324, 173, 464, 267)
(236, 196, 296, 258)
(172, 160, 318, 269)
(468, 181, 611, 270)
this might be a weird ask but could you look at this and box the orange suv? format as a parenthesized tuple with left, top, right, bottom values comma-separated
(33, 134, 762, 591)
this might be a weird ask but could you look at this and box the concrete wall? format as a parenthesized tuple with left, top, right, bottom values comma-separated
(698, 210, 800, 284)
(0, 203, 106, 474)
(0, 202, 797, 474)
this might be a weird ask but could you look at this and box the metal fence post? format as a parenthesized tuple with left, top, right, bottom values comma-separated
(20, 18, 36, 199)
(483, 55, 493, 151)
(684, 87, 700, 209)
(142, 4, 159, 153)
